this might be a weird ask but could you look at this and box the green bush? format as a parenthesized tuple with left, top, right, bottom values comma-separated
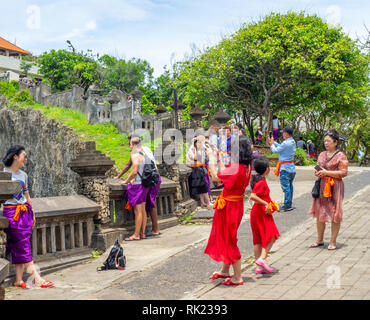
(295, 148, 316, 166)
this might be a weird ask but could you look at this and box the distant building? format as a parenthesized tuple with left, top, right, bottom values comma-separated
(0, 36, 40, 81)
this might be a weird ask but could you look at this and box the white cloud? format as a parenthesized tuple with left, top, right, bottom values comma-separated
(325, 5, 342, 26)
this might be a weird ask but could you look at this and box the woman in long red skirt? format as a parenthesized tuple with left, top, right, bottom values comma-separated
(204, 136, 253, 286)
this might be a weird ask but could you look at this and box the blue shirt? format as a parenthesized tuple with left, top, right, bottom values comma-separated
(270, 137, 296, 173)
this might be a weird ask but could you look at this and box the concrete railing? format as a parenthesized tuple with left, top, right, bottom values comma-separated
(108, 177, 178, 227)
(2, 195, 100, 286)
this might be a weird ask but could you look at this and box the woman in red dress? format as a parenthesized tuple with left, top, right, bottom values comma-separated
(250, 157, 280, 274)
(204, 136, 253, 286)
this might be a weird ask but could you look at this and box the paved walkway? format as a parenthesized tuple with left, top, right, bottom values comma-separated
(196, 184, 370, 300)
(3, 166, 370, 300)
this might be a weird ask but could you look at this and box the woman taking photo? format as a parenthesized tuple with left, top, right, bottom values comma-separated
(204, 136, 253, 285)
(309, 130, 349, 250)
(2, 145, 54, 288)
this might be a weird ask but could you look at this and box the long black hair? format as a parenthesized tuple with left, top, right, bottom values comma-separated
(2, 145, 25, 167)
(250, 156, 269, 189)
(230, 136, 253, 166)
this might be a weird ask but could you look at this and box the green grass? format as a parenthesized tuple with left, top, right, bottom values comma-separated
(1, 81, 132, 172)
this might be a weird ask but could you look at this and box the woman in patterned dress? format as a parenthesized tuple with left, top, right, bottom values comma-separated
(309, 130, 349, 250)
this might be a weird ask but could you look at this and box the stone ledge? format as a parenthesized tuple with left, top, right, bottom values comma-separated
(30, 195, 100, 218)
(91, 216, 179, 251)
(0, 259, 9, 284)
(0, 217, 8, 229)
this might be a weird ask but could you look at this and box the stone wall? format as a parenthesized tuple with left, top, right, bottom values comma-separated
(26, 82, 143, 135)
(0, 106, 85, 198)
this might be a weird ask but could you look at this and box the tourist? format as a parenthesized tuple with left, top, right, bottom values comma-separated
(218, 126, 232, 166)
(272, 116, 280, 141)
(307, 140, 316, 159)
(231, 124, 240, 138)
(269, 127, 296, 212)
(116, 136, 161, 236)
(208, 125, 219, 149)
(119, 137, 150, 240)
(255, 126, 263, 145)
(297, 137, 307, 151)
(309, 129, 349, 250)
(2, 145, 54, 289)
(204, 135, 214, 204)
(205, 136, 253, 286)
(249, 157, 280, 274)
(186, 135, 211, 208)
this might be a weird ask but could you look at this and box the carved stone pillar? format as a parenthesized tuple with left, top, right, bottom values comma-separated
(68, 141, 115, 226)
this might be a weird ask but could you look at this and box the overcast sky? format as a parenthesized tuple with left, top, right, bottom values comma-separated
(1, 0, 369, 76)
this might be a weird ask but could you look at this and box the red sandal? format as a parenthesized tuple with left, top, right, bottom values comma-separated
(14, 281, 31, 289)
(39, 280, 54, 288)
(209, 272, 230, 280)
(222, 279, 244, 286)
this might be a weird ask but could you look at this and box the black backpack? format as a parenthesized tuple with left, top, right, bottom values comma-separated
(138, 151, 159, 188)
(97, 239, 126, 271)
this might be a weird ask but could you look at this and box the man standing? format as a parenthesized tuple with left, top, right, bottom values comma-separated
(269, 127, 296, 212)
(272, 116, 280, 141)
(117, 136, 161, 238)
(307, 140, 316, 159)
(297, 137, 307, 151)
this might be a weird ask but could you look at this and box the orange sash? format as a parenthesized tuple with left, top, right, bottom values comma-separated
(191, 161, 210, 176)
(274, 160, 294, 176)
(213, 191, 244, 210)
(3, 203, 29, 222)
(267, 201, 280, 215)
(323, 176, 342, 198)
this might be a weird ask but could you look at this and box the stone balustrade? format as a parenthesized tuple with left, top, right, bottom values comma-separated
(1, 195, 100, 286)
(108, 177, 177, 226)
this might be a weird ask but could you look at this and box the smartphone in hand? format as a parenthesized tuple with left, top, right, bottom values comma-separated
(314, 165, 322, 171)
(269, 131, 273, 138)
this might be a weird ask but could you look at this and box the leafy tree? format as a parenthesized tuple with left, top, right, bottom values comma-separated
(98, 55, 154, 94)
(176, 11, 369, 137)
(37, 49, 100, 92)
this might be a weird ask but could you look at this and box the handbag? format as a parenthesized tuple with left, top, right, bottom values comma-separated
(311, 151, 340, 199)
(312, 178, 321, 198)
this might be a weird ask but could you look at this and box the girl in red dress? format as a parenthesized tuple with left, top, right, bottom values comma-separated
(204, 136, 253, 285)
(250, 157, 280, 274)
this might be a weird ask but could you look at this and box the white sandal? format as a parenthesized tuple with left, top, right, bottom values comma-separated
(310, 241, 324, 248)
(328, 244, 337, 250)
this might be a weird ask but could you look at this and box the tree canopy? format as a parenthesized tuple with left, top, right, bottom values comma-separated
(175, 11, 369, 143)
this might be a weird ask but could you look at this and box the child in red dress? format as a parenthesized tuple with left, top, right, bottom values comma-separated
(250, 157, 280, 274)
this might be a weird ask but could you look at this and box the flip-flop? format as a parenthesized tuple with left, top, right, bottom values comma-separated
(328, 244, 337, 250)
(14, 281, 31, 289)
(222, 279, 244, 286)
(256, 259, 275, 273)
(145, 231, 161, 237)
(125, 236, 141, 241)
(38, 280, 54, 288)
(209, 272, 230, 280)
(255, 269, 268, 274)
(310, 242, 324, 248)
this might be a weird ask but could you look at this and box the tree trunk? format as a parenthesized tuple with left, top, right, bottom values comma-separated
(243, 109, 255, 143)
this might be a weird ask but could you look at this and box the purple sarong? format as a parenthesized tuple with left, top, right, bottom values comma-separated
(146, 175, 162, 212)
(2, 203, 34, 264)
(126, 183, 150, 209)
(205, 174, 212, 195)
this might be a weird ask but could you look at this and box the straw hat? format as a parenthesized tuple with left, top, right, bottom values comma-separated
(192, 135, 206, 144)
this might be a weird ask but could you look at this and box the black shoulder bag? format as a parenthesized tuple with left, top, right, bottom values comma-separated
(311, 151, 340, 199)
